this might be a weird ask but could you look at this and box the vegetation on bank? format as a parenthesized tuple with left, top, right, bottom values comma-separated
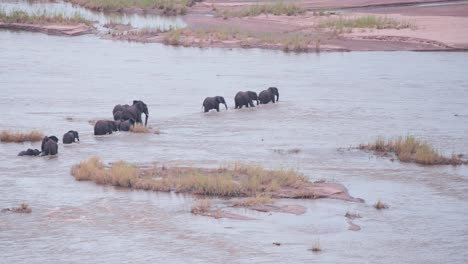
(0, 9, 91, 25)
(217, 1, 306, 18)
(319, 15, 415, 32)
(65, 0, 201, 15)
(0, 130, 44, 143)
(71, 157, 308, 197)
(359, 135, 467, 165)
(163, 25, 321, 52)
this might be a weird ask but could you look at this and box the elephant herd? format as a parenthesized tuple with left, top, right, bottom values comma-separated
(94, 100, 149, 135)
(202, 87, 279, 112)
(18, 131, 79, 157)
(17, 88, 279, 157)
(17, 100, 149, 157)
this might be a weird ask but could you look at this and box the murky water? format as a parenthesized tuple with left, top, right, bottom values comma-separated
(0, 29, 468, 263)
(1, 0, 186, 29)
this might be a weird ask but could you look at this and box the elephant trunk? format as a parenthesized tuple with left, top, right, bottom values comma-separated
(224, 103, 228, 110)
(276, 91, 279, 101)
(144, 114, 148, 126)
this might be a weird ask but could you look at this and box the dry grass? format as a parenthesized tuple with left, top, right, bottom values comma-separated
(0, 130, 44, 143)
(309, 240, 321, 252)
(130, 123, 151, 133)
(374, 200, 389, 210)
(218, 2, 306, 18)
(191, 199, 211, 214)
(319, 15, 415, 32)
(359, 136, 468, 165)
(233, 194, 273, 207)
(163, 26, 321, 53)
(2, 203, 32, 213)
(65, 0, 198, 15)
(0, 9, 91, 25)
(71, 157, 309, 197)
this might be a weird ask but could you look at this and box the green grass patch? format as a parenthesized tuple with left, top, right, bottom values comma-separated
(65, 0, 201, 15)
(320, 15, 415, 32)
(217, 1, 306, 18)
(0, 8, 91, 25)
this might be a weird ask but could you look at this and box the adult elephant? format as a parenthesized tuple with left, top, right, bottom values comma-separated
(234, 91, 258, 109)
(202, 96, 228, 112)
(113, 100, 148, 126)
(41, 136, 58, 156)
(258, 87, 279, 104)
(94, 120, 118, 135)
(63, 130, 79, 144)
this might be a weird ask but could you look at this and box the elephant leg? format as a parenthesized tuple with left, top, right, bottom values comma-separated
(216, 105, 220, 112)
(272, 97, 276, 103)
(204, 107, 208, 113)
(249, 101, 255, 107)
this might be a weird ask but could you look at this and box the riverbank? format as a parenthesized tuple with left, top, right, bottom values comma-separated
(2, 0, 467, 51)
(98, 0, 468, 51)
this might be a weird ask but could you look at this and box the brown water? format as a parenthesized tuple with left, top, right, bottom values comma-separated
(1, 30, 468, 263)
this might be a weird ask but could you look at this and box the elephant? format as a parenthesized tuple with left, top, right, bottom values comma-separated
(202, 96, 228, 112)
(18, 149, 41, 156)
(234, 91, 259, 109)
(112, 104, 129, 121)
(112, 100, 148, 126)
(41, 136, 58, 156)
(258, 87, 279, 104)
(94, 120, 118, 135)
(118, 119, 135, 132)
(63, 130, 79, 144)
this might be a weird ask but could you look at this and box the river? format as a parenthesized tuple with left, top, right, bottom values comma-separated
(1, 14, 468, 264)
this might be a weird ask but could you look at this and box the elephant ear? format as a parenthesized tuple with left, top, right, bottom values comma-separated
(48, 136, 59, 143)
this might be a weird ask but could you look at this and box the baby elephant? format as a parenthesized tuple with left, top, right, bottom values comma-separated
(258, 87, 279, 104)
(94, 120, 118, 135)
(18, 149, 41, 156)
(202, 96, 228, 112)
(117, 119, 135, 132)
(41, 136, 59, 156)
(63, 130, 79, 144)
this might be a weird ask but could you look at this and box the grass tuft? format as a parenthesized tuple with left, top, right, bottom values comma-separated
(191, 199, 211, 214)
(374, 200, 389, 210)
(345, 211, 361, 219)
(309, 240, 321, 252)
(2, 203, 32, 213)
(0, 130, 44, 143)
(359, 135, 467, 165)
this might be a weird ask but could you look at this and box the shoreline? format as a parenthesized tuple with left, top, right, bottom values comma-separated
(1, 0, 468, 52)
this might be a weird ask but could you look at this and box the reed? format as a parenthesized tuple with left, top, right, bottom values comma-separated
(0, 130, 44, 143)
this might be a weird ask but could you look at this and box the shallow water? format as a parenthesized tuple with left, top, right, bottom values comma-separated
(0, 30, 468, 263)
(1, 0, 186, 29)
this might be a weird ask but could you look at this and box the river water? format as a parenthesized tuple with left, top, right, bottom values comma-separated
(1, 19, 468, 264)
